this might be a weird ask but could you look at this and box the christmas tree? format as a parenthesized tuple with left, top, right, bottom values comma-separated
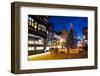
(66, 23, 78, 53)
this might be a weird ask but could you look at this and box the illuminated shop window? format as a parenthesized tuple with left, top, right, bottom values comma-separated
(40, 25, 46, 32)
(57, 45, 62, 49)
(38, 39, 43, 44)
(28, 47, 34, 51)
(34, 39, 43, 45)
(32, 19, 34, 27)
(34, 22, 37, 29)
(46, 47, 49, 50)
(28, 34, 44, 45)
(36, 47, 44, 50)
(28, 40, 34, 44)
(34, 40, 38, 44)
(42, 26, 44, 31)
(38, 24, 41, 31)
(42, 25, 44, 31)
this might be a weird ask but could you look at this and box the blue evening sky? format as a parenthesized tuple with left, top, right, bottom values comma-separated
(48, 16, 88, 39)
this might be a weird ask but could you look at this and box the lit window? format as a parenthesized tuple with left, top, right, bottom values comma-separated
(57, 45, 62, 49)
(32, 19, 34, 27)
(46, 47, 49, 50)
(38, 39, 43, 44)
(34, 41, 37, 44)
(38, 24, 41, 30)
(28, 47, 34, 51)
(28, 40, 34, 44)
(34, 22, 37, 29)
(36, 47, 44, 50)
(41, 25, 46, 32)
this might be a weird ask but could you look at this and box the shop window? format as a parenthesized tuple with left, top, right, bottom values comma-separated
(32, 19, 34, 27)
(38, 39, 43, 44)
(34, 22, 37, 29)
(28, 34, 44, 52)
(36, 47, 44, 50)
(28, 40, 34, 44)
(28, 47, 34, 51)
(41, 25, 46, 32)
(38, 24, 41, 31)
